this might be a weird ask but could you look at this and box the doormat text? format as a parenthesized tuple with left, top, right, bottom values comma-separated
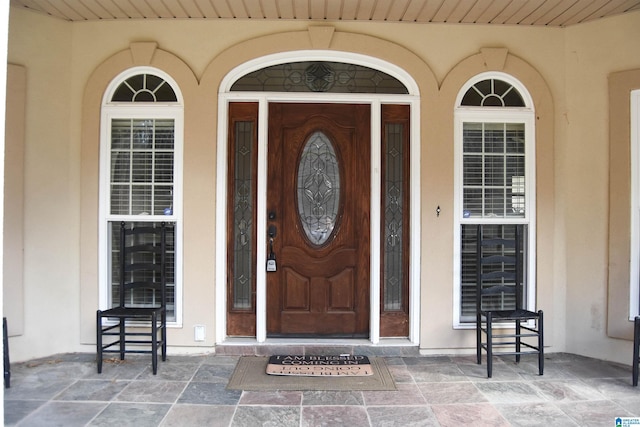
(266, 355, 373, 376)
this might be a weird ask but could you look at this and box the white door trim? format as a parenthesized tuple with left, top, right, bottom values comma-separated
(216, 51, 421, 345)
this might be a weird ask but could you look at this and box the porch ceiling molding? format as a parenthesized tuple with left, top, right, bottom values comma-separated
(10, 0, 640, 27)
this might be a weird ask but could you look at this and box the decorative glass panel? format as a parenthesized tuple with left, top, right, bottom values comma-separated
(110, 119, 175, 216)
(462, 122, 525, 218)
(297, 131, 340, 246)
(110, 221, 176, 322)
(111, 74, 178, 102)
(384, 123, 404, 311)
(231, 61, 408, 94)
(232, 121, 254, 309)
(461, 79, 525, 107)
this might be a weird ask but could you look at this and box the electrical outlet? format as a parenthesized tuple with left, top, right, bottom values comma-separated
(194, 325, 205, 342)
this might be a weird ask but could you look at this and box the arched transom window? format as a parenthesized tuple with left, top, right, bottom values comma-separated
(460, 78, 526, 107)
(111, 73, 178, 102)
(231, 61, 408, 94)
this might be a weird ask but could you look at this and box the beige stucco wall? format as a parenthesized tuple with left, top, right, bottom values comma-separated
(4, 64, 26, 338)
(5, 5, 640, 364)
(6, 10, 77, 359)
(564, 13, 640, 361)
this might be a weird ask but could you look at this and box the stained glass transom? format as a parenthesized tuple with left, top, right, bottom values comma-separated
(111, 74, 178, 103)
(231, 61, 408, 94)
(461, 79, 525, 107)
(297, 132, 341, 246)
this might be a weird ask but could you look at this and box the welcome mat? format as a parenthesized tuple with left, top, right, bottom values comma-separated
(227, 356, 396, 391)
(267, 355, 373, 376)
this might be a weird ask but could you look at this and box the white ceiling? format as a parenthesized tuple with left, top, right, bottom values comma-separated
(10, 0, 640, 27)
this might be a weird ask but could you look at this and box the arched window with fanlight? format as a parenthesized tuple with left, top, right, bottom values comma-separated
(454, 73, 536, 327)
(99, 68, 183, 325)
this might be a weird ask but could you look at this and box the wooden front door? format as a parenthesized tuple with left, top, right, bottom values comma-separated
(266, 103, 371, 337)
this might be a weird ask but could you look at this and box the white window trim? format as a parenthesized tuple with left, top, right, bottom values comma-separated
(453, 73, 537, 329)
(215, 51, 421, 345)
(98, 67, 184, 327)
(630, 89, 640, 320)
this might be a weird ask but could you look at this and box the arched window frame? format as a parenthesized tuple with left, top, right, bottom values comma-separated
(98, 66, 184, 326)
(453, 71, 537, 328)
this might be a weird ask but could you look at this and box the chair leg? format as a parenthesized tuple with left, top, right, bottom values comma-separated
(515, 319, 521, 364)
(486, 312, 493, 378)
(119, 319, 125, 361)
(3, 317, 10, 388)
(96, 311, 103, 374)
(538, 310, 544, 376)
(476, 313, 482, 365)
(151, 312, 158, 375)
(161, 311, 167, 362)
(633, 316, 639, 387)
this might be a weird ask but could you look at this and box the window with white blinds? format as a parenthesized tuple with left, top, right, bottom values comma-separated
(100, 69, 183, 324)
(462, 122, 526, 219)
(454, 74, 536, 326)
(110, 118, 175, 216)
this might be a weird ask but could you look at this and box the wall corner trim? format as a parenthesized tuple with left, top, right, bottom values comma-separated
(130, 42, 158, 65)
(308, 26, 335, 49)
(480, 47, 508, 70)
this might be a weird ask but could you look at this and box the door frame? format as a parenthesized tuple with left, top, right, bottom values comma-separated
(215, 51, 421, 345)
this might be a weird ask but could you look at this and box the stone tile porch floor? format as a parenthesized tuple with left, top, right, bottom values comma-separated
(4, 346, 640, 426)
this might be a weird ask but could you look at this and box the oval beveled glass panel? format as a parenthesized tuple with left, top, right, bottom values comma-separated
(297, 131, 340, 246)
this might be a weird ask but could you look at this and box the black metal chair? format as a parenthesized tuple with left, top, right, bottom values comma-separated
(3, 317, 9, 388)
(97, 222, 167, 375)
(633, 316, 639, 386)
(476, 224, 543, 378)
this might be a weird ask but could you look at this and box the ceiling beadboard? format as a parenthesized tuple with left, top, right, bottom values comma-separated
(10, 0, 640, 26)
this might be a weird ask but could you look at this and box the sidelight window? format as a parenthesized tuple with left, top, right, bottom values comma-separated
(227, 103, 259, 335)
(380, 104, 411, 337)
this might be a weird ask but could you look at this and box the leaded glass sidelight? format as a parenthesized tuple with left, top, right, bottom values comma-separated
(297, 131, 341, 246)
(232, 121, 255, 309)
(384, 123, 405, 311)
(380, 104, 410, 337)
(226, 103, 258, 336)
